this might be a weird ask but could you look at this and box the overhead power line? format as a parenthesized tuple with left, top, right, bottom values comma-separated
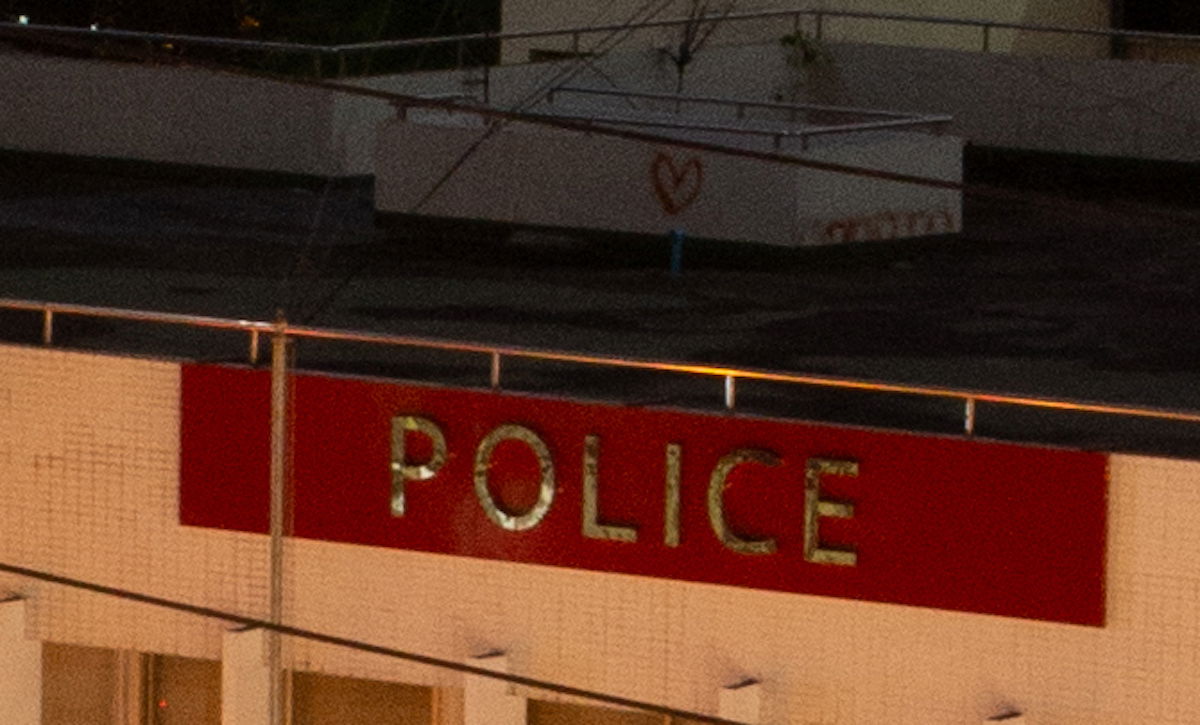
(296, 0, 680, 323)
(0, 560, 749, 725)
(13, 20, 1200, 231)
(192, 63, 1200, 228)
(12, 21, 1200, 321)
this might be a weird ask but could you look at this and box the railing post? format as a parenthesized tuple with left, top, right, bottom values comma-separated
(571, 31, 580, 56)
(724, 375, 736, 410)
(815, 12, 824, 41)
(267, 313, 291, 725)
(41, 308, 53, 346)
(249, 329, 261, 365)
(982, 24, 991, 52)
(490, 352, 501, 390)
(964, 397, 977, 436)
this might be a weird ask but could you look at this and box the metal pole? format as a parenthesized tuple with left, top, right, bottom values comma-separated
(267, 314, 290, 725)
(724, 375, 736, 410)
(964, 397, 977, 436)
(41, 309, 53, 345)
(249, 329, 261, 365)
(490, 351, 501, 389)
(982, 24, 991, 52)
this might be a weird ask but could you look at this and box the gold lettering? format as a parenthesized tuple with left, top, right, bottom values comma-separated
(581, 435, 637, 542)
(664, 443, 681, 547)
(473, 424, 556, 531)
(390, 416, 446, 517)
(804, 458, 858, 566)
(708, 449, 780, 555)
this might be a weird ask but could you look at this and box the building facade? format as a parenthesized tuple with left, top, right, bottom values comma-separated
(1, 336, 1198, 724)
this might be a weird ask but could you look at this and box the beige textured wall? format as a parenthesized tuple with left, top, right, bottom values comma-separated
(292, 672, 431, 725)
(42, 644, 119, 725)
(2, 344, 1200, 723)
(151, 655, 222, 725)
(528, 700, 664, 725)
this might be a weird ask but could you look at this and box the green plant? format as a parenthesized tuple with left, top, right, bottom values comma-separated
(780, 30, 830, 68)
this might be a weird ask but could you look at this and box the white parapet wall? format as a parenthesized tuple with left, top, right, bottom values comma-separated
(0, 49, 457, 178)
(1, 343, 1200, 722)
(497, 0, 1111, 63)
(0, 52, 353, 175)
(0, 0, 1183, 182)
(374, 111, 962, 247)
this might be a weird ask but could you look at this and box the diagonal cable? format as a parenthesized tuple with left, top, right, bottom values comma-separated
(0, 559, 749, 725)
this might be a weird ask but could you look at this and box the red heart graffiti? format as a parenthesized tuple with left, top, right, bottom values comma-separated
(650, 152, 704, 216)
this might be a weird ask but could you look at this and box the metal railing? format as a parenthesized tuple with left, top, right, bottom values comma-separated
(4, 7, 1200, 77)
(547, 87, 924, 120)
(539, 87, 951, 149)
(525, 109, 949, 150)
(6, 297, 1200, 439)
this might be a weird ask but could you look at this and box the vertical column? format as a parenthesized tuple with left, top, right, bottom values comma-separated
(222, 627, 270, 725)
(431, 686, 465, 725)
(113, 650, 146, 725)
(718, 679, 761, 724)
(0, 598, 40, 725)
(464, 652, 524, 725)
(267, 318, 291, 725)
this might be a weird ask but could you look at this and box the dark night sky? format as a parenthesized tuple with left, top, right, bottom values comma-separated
(2, 0, 500, 40)
(1118, 0, 1200, 32)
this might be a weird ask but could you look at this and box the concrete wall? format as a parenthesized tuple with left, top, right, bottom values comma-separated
(0, 52, 352, 176)
(1012, 0, 1111, 58)
(0, 0, 1174, 180)
(2, 343, 1200, 723)
(819, 42, 1200, 162)
(499, 0, 1111, 62)
(396, 16, 1198, 166)
(468, 33, 1200, 163)
(374, 115, 961, 246)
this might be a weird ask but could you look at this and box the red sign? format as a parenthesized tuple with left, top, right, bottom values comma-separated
(180, 364, 1108, 626)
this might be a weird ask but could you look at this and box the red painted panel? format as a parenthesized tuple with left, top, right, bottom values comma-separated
(180, 364, 1109, 626)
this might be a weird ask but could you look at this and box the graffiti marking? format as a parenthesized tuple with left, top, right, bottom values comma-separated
(824, 209, 956, 243)
(651, 152, 704, 216)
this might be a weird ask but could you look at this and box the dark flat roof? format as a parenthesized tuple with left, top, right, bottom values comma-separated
(3, 147, 1200, 457)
